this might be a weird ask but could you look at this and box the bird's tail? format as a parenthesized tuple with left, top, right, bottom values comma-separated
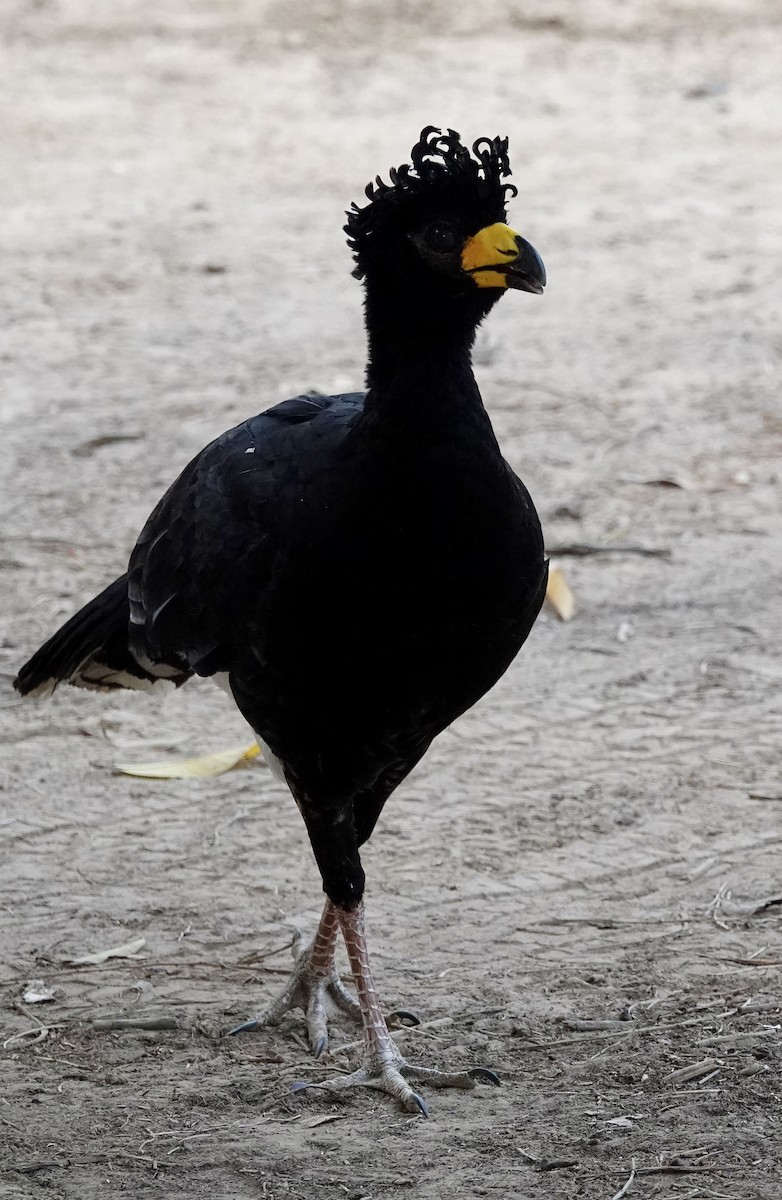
(13, 574, 191, 698)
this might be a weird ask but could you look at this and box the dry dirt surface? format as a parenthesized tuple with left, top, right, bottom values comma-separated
(1, 1, 781, 1197)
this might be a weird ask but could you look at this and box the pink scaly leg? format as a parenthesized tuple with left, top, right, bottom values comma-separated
(295, 901, 499, 1115)
(229, 898, 361, 1056)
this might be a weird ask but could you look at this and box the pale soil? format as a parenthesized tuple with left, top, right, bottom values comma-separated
(1, 1, 781, 1197)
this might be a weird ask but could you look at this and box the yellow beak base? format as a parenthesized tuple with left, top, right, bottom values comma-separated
(461, 222, 521, 289)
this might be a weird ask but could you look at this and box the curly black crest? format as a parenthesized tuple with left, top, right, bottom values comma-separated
(345, 127, 517, 279)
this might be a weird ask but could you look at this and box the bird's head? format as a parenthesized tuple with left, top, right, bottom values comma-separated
(345, 127, 545, 327)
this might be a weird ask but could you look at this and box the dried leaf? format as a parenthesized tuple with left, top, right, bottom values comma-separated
(545, 567, 575, 621)
(641, 476, 689, 489)
(115, 741, 261, 780)
(71, 432, 143, 458)
(68, 937, 147, 965)
(719, 893, 782, 918)
(620, 473, 693, 490)
(22, 979, 56, 1004)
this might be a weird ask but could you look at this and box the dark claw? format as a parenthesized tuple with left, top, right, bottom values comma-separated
(468, 1067, 501, 1086)
(388, 1009, 421, 1027)
(411, 1091, 429, 1117)
(313, 1035, 328, 1059)
(227, 1017, 260, 1036)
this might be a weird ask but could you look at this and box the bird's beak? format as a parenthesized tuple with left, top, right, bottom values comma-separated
(462, 223, 546, 294)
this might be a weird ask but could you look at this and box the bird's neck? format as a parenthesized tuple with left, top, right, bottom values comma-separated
(361, 297, 486, 433)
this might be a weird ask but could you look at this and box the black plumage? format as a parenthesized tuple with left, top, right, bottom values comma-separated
(15, 127, 547, 1113)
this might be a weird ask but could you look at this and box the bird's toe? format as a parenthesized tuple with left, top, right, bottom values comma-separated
(326, 976, 362, 1023)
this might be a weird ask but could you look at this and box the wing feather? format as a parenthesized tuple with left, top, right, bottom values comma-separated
(128, 392, 365, 674)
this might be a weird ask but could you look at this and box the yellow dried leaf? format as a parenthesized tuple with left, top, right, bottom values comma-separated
(545, 567, 575, 621)
(115, 741, 261, 780)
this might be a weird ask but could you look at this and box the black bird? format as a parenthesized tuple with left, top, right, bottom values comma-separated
(14, 127, 547, 1114)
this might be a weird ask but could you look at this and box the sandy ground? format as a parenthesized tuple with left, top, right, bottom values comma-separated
(2, 0, 782, 1196)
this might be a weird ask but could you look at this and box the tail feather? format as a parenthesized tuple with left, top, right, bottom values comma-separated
(14, 574, 191, 698)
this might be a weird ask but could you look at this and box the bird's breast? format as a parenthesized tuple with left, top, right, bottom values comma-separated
(277, 446, 542, 684)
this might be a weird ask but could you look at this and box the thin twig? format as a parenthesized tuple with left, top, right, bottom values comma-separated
(4, 1003, 68, 1049)
(336, 1015, 454, 1054)
(546, 542, 671, 559)
(138, 1112, 278, 1153)
(8, 1152, 179, 1173)
(717, 957, 782, 967)
(609, 1158, 636, 1200)
(92, 1017, 179, 1032)
(700, 1027, 781, 1044)
(1, 944, 297, 986)
(565, 1019, 629, 1032)
(518, 1008, 741, 1052)
(28, 1053, 97, 1072)
(595, 1166, 751, 1179)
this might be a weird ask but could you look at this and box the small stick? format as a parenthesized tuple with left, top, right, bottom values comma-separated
(519, 1008, 740, 1052)
(138, 1113, 277, 1153)
(0, 942, 298, 986)
(701, 1027, 781, 1044)
(537, 1159, 579, 1172)
(595, 1166, 750, 1179)
(91, 1017, 179, 1032)
(31, 1053, 97, 1072)
(546, 542, 671, 559)
(667, 1058, 721, 1083)
(565, 1019, 629, 1032)
(635, 1165, 746, 1176)
(3, 1022, 67, 1049)
(609, 1158, 636, 1200)
(718, 957, 782, 967)
(9, 1158, 72, 1174)
(337, 1015, 454, 1054)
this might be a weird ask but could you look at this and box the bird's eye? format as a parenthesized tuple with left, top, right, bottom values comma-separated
(425, 223, 458, 253)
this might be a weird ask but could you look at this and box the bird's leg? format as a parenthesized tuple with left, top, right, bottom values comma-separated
(295, 901, 499, 1115)
(228, 898, 361, 1055)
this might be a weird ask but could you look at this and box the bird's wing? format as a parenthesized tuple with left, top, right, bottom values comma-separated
(127, 392, 365, 675)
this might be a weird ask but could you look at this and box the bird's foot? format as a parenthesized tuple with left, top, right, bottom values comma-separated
(293, 1044, 500, 1116)
(228, 928, 361, 1056)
